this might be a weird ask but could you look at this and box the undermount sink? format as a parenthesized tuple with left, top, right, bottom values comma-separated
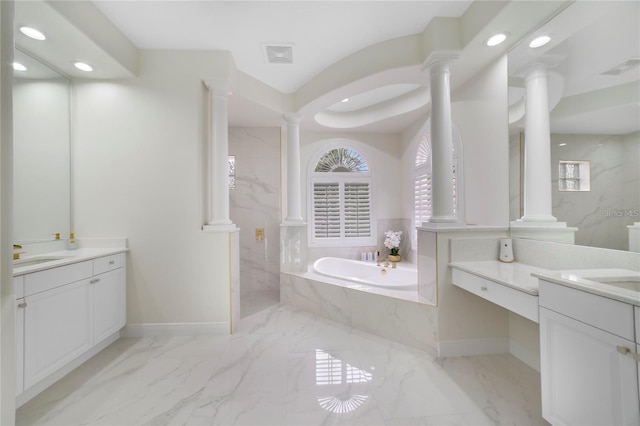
(587, 276, 640, 292)
(13, 255, 72, 268)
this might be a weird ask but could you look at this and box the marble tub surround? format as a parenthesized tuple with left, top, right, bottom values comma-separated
(533, 268, 640, 306)
(16, 304, 546, 426)
(281, 272, 438, 354)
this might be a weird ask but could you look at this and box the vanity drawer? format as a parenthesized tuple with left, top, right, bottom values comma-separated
(451, 268, 539, 323)
(93, 253, 126, 275)
(539, 280, 634, 341)
(15, 276, 24, 299)
(24, 261, 93, 297)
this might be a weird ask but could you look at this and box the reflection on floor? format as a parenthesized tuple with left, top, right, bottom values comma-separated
(17, 304, 548, 425)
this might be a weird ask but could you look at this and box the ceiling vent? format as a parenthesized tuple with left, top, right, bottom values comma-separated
(600, 58, 640, 76)
(264, 45, 293, 64)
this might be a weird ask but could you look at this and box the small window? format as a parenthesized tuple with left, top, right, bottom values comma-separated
(558, 160, 590, 192)
(310, 147, 374, 245)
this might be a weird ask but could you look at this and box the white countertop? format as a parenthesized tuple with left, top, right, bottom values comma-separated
(449, 260, 552, 295)
(533, 269, 640, 306)
(13, 248, 128, 276)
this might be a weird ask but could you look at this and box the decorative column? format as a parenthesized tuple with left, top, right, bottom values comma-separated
(203, 79, 236, 231)
(284, 113, 303, 223)
(521, 64, 556, 223)
(426, 55, 458, 223)
(280, 113, 307, 273)
(511, 62, 576, 243)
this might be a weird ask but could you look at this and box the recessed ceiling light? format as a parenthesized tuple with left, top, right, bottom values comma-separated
(558, 143, 567, 147)
(13, 62, 27, 72)
(19, 27, 46, 41)
(341, 98, 350, 103)
(486, 33, 507, 47)
(529, 35, 551, 48)
(74, 62, 93, 72)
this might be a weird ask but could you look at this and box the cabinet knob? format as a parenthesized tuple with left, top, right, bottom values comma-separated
(480, 286, 488, 292)
(17, 302, 26, 309)
(90, 278, 100, 284)
(109, 260, 115, 265)
(616, 345, 632, 356)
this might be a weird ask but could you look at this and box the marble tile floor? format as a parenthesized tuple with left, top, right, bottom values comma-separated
(17, 304, 548, 426)
(240, 290, 280, 319)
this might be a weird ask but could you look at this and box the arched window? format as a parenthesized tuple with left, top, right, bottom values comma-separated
(413, 124, 462, 247)
(310, 146, 374, 245)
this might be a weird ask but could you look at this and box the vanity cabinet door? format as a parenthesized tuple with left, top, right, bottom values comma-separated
(24, 280, 92, 390)
(16, 298, 25, 395)
(92, 267, 126, 344)
(90, 268, 126, 344)
(540, 307, 639, 426)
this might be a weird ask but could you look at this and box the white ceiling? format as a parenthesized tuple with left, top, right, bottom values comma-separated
(14, 1, 640, 135)
(92, 0, 472, 95)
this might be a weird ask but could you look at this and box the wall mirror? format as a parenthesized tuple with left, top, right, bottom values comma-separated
(13, 48, 71, 244)
(507, 1, 640, 251)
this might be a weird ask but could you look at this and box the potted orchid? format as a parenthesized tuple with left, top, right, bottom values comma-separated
(384, 230, 402, 262)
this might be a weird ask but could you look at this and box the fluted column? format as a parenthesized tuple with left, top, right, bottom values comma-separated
(203, 80, 236, 231)
(520, 64, 556, 222)
(284, 113, 303, 223)
(426, 55, 458, 223)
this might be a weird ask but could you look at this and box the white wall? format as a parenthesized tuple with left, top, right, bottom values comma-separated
(73, 51, 232, 325)
(452, 55, 510, 226)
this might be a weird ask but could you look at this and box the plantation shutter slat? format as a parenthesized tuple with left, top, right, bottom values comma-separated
(313, 182, 341, 238)
(414, 173, 431, 228)
(344, 182, 371, 238)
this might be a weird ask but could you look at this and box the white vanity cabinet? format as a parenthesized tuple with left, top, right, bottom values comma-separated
(92, 254, 127, 344)
(15, 251, 126, 405)
(24, 278, 93, 389)
(539, 280, 639, 426)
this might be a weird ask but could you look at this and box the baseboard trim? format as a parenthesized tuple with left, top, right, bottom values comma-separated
(123, 322, 230, 337)
(438, 337, 509, 358)
(509, 340, 541, 372)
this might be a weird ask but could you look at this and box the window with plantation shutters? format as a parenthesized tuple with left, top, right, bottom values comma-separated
(344, 182, 371, 238)
(413, 128, 461, 249)
(313, 182, 340, 238)
(310, 147, 374, 245)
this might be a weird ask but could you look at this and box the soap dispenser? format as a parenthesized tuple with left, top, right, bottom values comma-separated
(67, 232, 78, 250)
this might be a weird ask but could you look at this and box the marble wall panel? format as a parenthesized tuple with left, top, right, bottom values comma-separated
(550, 134, 638, 250)
(511, 132, 639, 250)
(280, 224, 308, 273)
(229, 128, 281, 302)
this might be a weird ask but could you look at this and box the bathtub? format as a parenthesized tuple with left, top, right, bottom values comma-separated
(312, 257, 417, 290)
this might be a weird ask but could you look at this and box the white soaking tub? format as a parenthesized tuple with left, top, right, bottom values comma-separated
(312, 257, 417, 290)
